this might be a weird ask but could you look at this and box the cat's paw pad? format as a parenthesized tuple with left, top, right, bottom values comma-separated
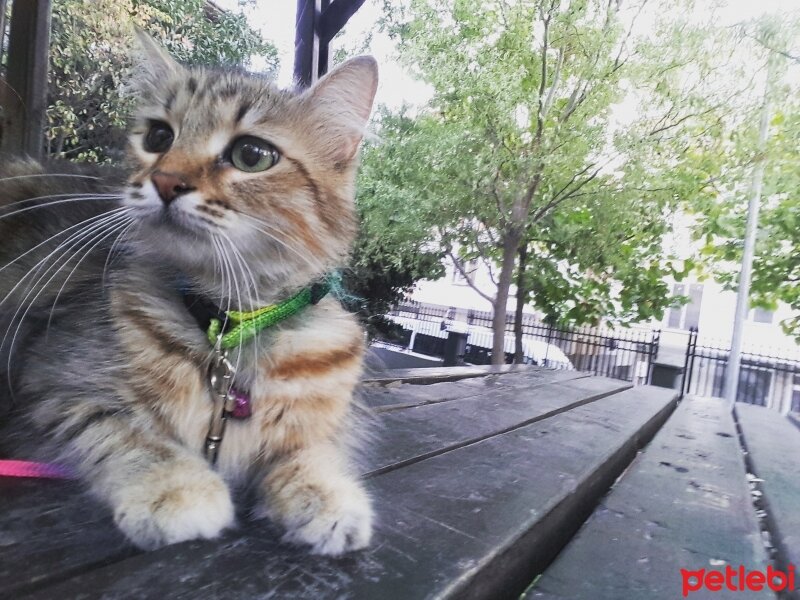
(113, 466, 235, 550)
(280, 483, 373, 556)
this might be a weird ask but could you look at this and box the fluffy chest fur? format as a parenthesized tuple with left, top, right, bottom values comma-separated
(110, 272, 365, 481)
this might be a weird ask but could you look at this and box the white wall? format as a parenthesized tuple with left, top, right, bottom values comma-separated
(410, 256, 539, 315)
(660, 278, 798, 354)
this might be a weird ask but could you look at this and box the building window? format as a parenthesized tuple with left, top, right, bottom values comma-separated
(666, 283, 703, 330)
(452, 258, 477, 285)
(792, 375, 800, 413)
(749, 307, 774, 324)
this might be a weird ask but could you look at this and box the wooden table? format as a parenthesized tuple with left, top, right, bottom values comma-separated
(2, 366, 797, 599)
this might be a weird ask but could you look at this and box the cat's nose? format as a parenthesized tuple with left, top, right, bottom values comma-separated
(151, 171, 195, 205)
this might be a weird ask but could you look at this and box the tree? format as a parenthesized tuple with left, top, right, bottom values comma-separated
(348, 108, 446, 336)
(689, 17, 800, 342)
(47, 0, 278, 162)
(379, 0, 725, 363)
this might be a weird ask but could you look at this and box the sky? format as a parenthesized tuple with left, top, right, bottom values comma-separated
(218, 0, 432, 109)
(219, 0, 798, 110)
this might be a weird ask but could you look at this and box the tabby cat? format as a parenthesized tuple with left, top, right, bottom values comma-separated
(0, 33, 378, 555)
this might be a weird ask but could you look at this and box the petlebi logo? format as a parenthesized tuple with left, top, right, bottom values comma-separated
(681, 564, 797, 597)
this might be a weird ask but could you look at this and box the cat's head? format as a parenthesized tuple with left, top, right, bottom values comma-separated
(123, 33, 378, 298)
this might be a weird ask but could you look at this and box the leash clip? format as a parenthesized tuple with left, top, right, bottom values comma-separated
(204, 341, 236, 465)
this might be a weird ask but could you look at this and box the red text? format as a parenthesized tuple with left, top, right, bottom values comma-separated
(681, 565, 796, 596)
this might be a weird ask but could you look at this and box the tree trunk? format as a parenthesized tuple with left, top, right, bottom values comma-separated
(491, 229, 521, 365)
(513, 243, 528, 364)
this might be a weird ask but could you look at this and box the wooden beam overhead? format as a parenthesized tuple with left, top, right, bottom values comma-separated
(293, 0, 320, 89)
(0, 0, 52, 158)
(318, 0, 367, 44)
(293, 0, 366, 88)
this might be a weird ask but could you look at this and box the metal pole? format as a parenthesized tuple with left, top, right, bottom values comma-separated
(724, 64, 773, 405)
(293, 0, 320, 88)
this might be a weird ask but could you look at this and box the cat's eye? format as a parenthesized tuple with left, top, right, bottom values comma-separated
(143, 121, 174, 153)
(229, 136, 280, 173)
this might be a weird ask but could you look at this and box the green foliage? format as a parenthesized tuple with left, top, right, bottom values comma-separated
(373, 0, 721, 333)
(350, 108, 446, 333)
(365, 0, 800, 348)
(47, 0, 278, 162)
(687, 16, 800, 340)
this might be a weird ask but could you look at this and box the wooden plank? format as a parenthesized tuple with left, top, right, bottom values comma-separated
(362, 364, 545, 386)
(530, 396, 770, 599)
(362, 368, 585, 411)
(736, 402, 800, 597)
(0, 479, 135, 597)
(0, 370, 601, 594)
(23, 386, 677, 599)
(364, 376, 631, 477)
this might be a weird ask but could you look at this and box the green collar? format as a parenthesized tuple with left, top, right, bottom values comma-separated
(207, 280, 330, 349)
(182, 279, 331, 351)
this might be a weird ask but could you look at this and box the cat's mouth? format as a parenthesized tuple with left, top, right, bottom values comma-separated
(126, 181, 220, 236)
(126, 190, 215, 237)
(157, 207, 215, 236)
(129, 202, 214, 240)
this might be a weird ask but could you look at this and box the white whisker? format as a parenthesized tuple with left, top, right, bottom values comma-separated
(0, 173, 101, 184)
(101, 219, 138, 289)
(0, 192, 121, 214)
(0, 209, 133, 312)
(237, 214, 326, 274)
(220, 232, 262, 370)
(3, 213, 133, 386)
(45, 216, 134, 333)
(218, 235, 248, 374)
(0, 206, 130, 276)
(0, 194, 124, 222)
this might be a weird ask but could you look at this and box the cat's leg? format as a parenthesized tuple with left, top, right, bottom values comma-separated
(41, 404, 234, 550)
(262, 440, 372, 556)
(256, 304, 372, 555)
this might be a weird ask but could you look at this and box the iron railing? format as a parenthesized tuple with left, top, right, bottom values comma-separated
(387, 301, 660, 384)
(682, 328, 800, 410)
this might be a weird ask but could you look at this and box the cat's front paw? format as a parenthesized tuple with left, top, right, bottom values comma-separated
(111, 462, 235, 550)
(274, 479, 373, 556)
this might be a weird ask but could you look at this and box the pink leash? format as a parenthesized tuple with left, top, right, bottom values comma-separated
(0, 459, 75, 479)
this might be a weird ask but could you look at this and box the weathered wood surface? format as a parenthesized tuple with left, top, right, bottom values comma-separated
(528, 396, 771, 599)
(736, 402, 800, 597)
(364, 373, 630, 476)
(0, 368, 679, 599)
(362, 363, 537, 386)
(5, 367, 576, 596)
(361, 368, 586, 411)
(0, 478, 134, 596)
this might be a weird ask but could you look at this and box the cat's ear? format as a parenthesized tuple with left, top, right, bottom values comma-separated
(304, 56, 378, 163)
(132, 28, 182, 89)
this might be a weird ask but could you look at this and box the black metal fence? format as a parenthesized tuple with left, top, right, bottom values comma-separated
(682, 328, 800, 410)
(388, 301, 660, 384)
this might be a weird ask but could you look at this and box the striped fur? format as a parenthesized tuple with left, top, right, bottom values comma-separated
(0, 36, 378, 554)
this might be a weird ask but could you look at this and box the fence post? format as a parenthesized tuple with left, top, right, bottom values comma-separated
(1, 0, 52, 158)
(408, 330, 417, 351)
(681, 327, 698, 399)
(646, 329, 661, 385)
(443, 328, 468, 367)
